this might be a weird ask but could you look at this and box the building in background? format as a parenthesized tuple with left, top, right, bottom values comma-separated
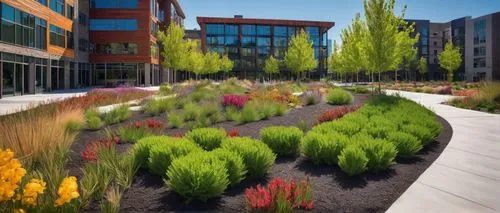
(327, 39, 332, 57)
(185, 29, 201, 40)
(89, 0, 185, 87)
(0, 0, 78, 99)
(197, 16, 334, 80)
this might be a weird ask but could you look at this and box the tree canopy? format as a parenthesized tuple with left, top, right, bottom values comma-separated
(220, 54, 234, 73)
(284, 29, 318, 83)
(264, 56, 280, 76)
(418, 57, 428, 80)
(439, 42, 462, 82)
(157, 22, 187, 82)
(203, 51, 221, 75)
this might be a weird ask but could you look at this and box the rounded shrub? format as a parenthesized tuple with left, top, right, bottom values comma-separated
(326, 88, 353, 105)
(338, 145, 369, 176)
(301, 132, 349, 165)
(260, 126, 304, 156)
(401, 124, 434, 146)
(356, 139, 397, 172)
(148, 138, 202, 176)
(86, 115, 103, 130)
(185, 128, 227, 151)
(166, 152, 229, 203)
(133, 136, 170, 168)
(220, 137, 276, 179)
(210, 148, 247, 187)
(386, 132, 423, 158)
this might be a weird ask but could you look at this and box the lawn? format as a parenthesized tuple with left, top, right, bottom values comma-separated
(0, 79, 451, 212)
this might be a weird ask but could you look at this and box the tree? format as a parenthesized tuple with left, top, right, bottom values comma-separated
(284, 29, 318, 84)
(185, 48, 204, 80)
(263, 56, 280, 81)
(394, 21, 419, 81)
(328, 40, 347, 82)
(363, 0, 413, 92)
(340, 13, 367, 82)
(439, 42, 462, 82)
(418, 57, 428, 81)
(157, 22, 187, 83)
(220, 54, 234, 79)
(203, 51, 221, 77)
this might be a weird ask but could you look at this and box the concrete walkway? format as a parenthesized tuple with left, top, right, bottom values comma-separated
(0, 90, 88, 115)
(385, 90, 500, 213)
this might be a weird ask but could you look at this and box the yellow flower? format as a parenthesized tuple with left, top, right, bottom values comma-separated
(0, 149, 26, 202)
(13, 209, 25, 213)
(54, 176, 80, 207)
(21, 178, 46, 207)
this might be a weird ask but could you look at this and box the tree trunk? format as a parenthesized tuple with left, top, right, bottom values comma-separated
(378, 72, 382, 94)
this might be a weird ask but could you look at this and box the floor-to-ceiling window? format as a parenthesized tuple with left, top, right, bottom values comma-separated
(35, 58, 47, 93)
(1, 53, 31, 96)
(1, 3, 46, 50)
(51, 60, 64, 90)
(78, 63, 90, 87)
(92, 63, 140, 87)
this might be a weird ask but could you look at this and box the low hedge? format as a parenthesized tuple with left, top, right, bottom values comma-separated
(210, 148, 247, 187)
(148, 138, 202, 176)
(185, 128, 227, 151)
(260, 126, 304, 156)
(326, 88, 353, 105)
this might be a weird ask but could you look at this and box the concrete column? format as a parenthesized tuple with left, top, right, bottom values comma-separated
(74, 62, 79, 88)
(28, 61, 36, 94)
(46, 60, 52, 92)
(144, 63, 151, 87)
(64, 61, 71, 89)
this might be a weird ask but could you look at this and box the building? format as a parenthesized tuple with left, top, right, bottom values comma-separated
(465, 12, 500, 81)
(89, 0, 185, 87)
(0, 0, 77, 99)
(197, 16, 335, 80)
(404, 19, 430, 81)
(185, 29, 201, 40)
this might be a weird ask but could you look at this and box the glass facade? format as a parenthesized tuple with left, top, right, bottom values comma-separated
(0, 3, 47, 50)
(89, 19, 138, 31)
(94, 43, 138, 55)
(203, 23, 329, 79)
(50, 0, 65, 16)
(90, 0, 138, 9)
(50, 24, 66, 48)
(93, 63, 140, 86)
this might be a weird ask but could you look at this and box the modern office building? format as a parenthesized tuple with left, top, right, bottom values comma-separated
(197, 16, 335, 80)
(89, 0, 185, 87)
(0, 0, 78, 99)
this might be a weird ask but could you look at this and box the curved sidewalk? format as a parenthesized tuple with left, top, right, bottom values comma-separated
(385, 90, 500, 213)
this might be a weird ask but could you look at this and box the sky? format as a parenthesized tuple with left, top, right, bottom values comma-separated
(179, 0, 500, 44)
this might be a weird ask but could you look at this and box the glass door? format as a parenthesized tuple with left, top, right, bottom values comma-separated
(2, 62, 15, 96)
(15, 64, 23, 94)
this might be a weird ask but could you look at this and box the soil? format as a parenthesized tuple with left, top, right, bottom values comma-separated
(67, 94, 453, 213)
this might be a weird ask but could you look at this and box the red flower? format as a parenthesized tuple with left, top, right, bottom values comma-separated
(317, 105, 359, 124)
(81, 138, 117, 162)
(222, 95, 248, 108)
(145, 119, 164, 129)
(245, 185, 272, 210)
(133, 121, 142, 129)
(226, 128, 240, 137)
(172, 132, 185, 138)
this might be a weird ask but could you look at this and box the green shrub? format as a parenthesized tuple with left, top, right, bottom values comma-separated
(326, 88, 353, 105)
(118, 125, 152, 144)
(225, 106, 240, 121)
(338, 145, 368, 176)
(386, 132, 422, 158)
(357, 139, 397, 172)
(259, 103, 276, 120)
(239, 104, 259, 124)
(166, 152, 229, 203)
(86, 116, 103, 130)
(133, 136, 170, 168)
(185, 128, 227, 151)
(401, 124, 434, 146)
(104, 105, 131, 125)
(301, 132, 348, 165)
(159, 83, 174, 96)
(167, 113, 184, 129)
(311, 120, 360, 136)
(210, 148, 247, 187)
(354, 86, 369, 94)
(364, 116, 397, 138)
(148, 138, 202, 176)
(260, 126, 303, 156)
(221, 137, 276, 179)
(183, 102, 200, 121)
(274, 103, 288, 116)
(144, 98, 176, 116)
(200, 102, 224, 124)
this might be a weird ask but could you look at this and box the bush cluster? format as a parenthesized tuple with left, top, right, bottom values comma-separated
(221, 137, 276, 179)
(185, 128, 227, 151)
(103, 105, 131, 125)
(260, 126, 303, 156)
(147, 137, 202, 176)
(143, 98, 176, 116)
(85, 109, 103, 130)
(303, 95, 442, 175)
(326, 88, 353, 105)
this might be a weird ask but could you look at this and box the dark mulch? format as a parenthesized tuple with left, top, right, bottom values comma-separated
(68, 94, 453, 213)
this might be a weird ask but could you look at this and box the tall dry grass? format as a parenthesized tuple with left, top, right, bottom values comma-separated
(475, 81, 500, 103)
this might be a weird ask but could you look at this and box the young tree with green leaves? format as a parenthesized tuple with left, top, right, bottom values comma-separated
(394, 21, 419, 81)
(363, 0, 413, 92)
(340, 13, 367, 82)
(220, 54, 234, 79)
(439, 42, 462, 82)
(203, 51, 221, 77)
(186, 48, 204, 80)
(157, 22, 187, 83)
(284, 29, 318, 84)
(263, 56, 280, 81)
(418, 57, 428, 81)
(328, 40, 347, 82)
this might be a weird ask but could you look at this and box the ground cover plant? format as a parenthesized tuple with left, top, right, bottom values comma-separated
(326, 88, 353, 105)
(448, 81, 500, 113)
(260, 126, 304, 156)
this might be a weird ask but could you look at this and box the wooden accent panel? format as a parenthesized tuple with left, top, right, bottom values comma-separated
(2, 0, 75, 58)
(89, 0, 155, 64)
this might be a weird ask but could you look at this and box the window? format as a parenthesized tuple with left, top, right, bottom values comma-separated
(242, 37, 256, 46)
(274, 26, 287, 36)
(90, 19, 138, 31)
(207, 47, 224, 54)
(474, 20, 486, 45)
(94, 43, 138, 55)
(50, 0, 65, 16)
(66, 5, 74, 19)
(274, 37, 287, 47)
(1, 3, 45, 49)
(206, 24, 224, 35)
(433, 50, 438, 55)
(306, 27, 319, 36)
(91, 0, 138, 8)
(242, 25, 256, 35)
(288, 27, 296, 37)
(258, 47, 270, 57)
(225, 25, 238, 35)
(241, 48, 255, 57)
(79, 38, 88, 52)
(421, 38, 428, 45)
(79, 13, 87, 26)
(206, 36, 224, 46)
(474, 46, 486, 57)
(257, 25, 271, 36)
(474, 58, 486, 68)
(35, 18, 47, 50)
(151, 42, 159, 58)
(421, 47, 428, 55)
(36, 0, 48, 6)
(151, 21, 158, 35)
(50, 24, 65, 47)
(66, 31, 73, 49)
(257, 37, 270, 46)
(225, 36, 238, 46)
(433, 41, 438, 46)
